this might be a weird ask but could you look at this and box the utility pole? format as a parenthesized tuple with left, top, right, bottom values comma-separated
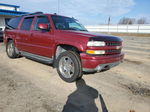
(108, 16, 111, 34)
(58, 0, 60, 14)
(108, 16, 111, 25)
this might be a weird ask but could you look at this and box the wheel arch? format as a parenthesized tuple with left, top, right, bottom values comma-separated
(55, 44, 81, 59)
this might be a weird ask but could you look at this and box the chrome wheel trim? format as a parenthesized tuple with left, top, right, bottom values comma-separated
(7, 43, 14, 56)
(59, 56, 75, 78)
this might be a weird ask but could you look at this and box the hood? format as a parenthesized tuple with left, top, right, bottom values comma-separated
(59, 30, 122, 42)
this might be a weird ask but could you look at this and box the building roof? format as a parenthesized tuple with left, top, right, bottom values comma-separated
(0, 9, 28, 16)
(0, 3, 20, 8)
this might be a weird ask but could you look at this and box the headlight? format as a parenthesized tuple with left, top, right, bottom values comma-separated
(86, 50, 105, 54)
(87, 41, 105, 46)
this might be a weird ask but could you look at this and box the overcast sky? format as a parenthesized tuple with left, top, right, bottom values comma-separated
(0, 0, 150, 25)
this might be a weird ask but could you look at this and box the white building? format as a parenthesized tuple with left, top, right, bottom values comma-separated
(0, 3, 27, 31)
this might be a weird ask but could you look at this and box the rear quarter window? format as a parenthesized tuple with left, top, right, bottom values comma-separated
(6, 17, 22, 29)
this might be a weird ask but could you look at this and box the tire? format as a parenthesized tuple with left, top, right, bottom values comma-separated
(56, 51, 83, 82)
(6, 40, 19, 58)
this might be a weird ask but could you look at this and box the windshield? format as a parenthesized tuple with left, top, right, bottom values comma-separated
(51, 15, 88, 31)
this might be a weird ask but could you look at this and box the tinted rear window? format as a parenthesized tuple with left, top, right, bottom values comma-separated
(7, 17, 22, 29)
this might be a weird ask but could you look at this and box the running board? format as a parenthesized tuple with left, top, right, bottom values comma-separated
(20, 51, 53, 64)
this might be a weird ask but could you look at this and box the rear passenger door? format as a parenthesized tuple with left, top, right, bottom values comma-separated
(29, 16, 54, 58)
(17, 17, 34, 52)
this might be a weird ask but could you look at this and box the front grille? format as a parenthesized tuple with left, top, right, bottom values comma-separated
(105, 49, 121, 54)
(106, 42, 121, 46)
(105, 41, 122, 55)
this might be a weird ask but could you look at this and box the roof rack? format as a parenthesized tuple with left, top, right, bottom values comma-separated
(20, 12, 43, 16)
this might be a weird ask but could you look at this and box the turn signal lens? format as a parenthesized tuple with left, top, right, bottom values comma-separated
(86, 50, 105, 54)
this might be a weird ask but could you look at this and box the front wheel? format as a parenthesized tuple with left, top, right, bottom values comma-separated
(56, 51, 82, 82)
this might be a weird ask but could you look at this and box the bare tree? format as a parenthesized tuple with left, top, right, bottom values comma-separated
(118, 17, 135, 24)
(137, 18, 148, 24)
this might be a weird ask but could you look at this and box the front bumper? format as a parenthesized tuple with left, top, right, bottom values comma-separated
(80, 53, 124, 72)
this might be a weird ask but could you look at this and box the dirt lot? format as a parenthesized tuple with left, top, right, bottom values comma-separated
(0, 36, 150, 112)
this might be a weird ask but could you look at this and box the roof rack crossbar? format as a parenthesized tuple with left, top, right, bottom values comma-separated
(20, 12, 43, 16)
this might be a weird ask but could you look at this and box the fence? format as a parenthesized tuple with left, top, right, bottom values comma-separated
(85, 24, 150, 34)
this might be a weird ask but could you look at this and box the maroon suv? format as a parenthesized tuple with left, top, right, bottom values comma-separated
(4, 12, 124, 82)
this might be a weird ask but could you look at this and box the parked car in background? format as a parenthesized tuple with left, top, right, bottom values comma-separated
(0, 28, 3, 41)
(4, 12, 124, 82)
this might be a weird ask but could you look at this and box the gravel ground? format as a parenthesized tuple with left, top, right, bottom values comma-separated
(0, 36, 150, 112)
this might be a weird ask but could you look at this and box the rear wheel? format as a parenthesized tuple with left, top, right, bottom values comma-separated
(56, 51, 82, 82)
(6, 40, 19, 58)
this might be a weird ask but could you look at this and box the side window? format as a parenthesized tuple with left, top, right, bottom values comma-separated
(6, 17, 22, 29)
(34, 16, 49, 30)
(21, 17, 34, 31)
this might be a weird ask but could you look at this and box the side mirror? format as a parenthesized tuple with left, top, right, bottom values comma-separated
(38, 23, 49, 31)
